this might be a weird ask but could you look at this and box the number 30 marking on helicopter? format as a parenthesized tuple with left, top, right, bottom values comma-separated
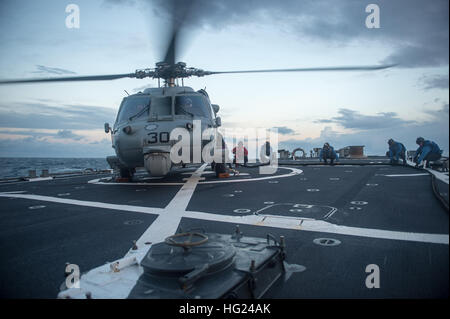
(147, 132, 170, 144)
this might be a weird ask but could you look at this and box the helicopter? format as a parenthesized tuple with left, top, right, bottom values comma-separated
(0, 1, 396, 179)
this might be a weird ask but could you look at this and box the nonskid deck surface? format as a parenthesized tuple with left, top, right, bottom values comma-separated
(0, 161, 448, 298)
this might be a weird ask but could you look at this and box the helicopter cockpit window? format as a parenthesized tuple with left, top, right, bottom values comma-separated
(116, 96, 151, 124)
(175, 95, 211, 118)
(149, 97, 172, 120)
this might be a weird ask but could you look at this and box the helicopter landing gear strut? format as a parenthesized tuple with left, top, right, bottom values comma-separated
(119, 168, 135, 179)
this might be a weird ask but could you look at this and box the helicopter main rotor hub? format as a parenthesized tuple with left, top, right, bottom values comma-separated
(133, 62, 210, 85)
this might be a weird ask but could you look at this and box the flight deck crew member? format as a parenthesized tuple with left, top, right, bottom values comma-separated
(387, 139, 406, 165)
(414, 137, 443, 168)
(232, 141, 248, 167)
(260, 141, 275, 164)
(319, 143, 338, 165)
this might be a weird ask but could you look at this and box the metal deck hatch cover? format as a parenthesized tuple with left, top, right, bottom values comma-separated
(141, 234, 236, 276)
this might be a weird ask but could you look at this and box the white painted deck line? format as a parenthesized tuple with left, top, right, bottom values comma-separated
(127, 164, 208, 252)
(182, 210, 449, 245)
(88, 167, 303, 186)
(405, 160, 449, 184)
(384, 173, 429, 177)
(28, 177, 53, 182)
(0, 193, 164, 215)
(1, 189, 447, 245)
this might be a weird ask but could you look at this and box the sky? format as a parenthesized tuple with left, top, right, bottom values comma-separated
(0, 0, 448, 157)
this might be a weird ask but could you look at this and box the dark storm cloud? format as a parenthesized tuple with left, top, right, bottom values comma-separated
(0, 101, 117, 129)
(110, 0, 447, 68)
(419, 74, 449, 90)
(290, 103, 449, 155)
(315, 108, 415, 130)
(272, 126, 296, 135)
(31, 65, 76, 76)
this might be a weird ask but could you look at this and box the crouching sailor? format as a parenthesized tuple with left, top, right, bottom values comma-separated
(387, 138, 406, 165)
(414, 137, 443, 168)
(319, 143, 338, 165)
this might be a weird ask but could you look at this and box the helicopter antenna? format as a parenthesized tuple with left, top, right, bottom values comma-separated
(124, 90, 130, 96)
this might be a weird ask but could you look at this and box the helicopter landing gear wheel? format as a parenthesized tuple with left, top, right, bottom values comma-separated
(214, 163, 226, 178)
(119, 168, 135, 179)
(165, 232, 208, 249)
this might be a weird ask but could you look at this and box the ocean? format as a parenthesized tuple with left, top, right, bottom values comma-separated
(0, 157, 110, 179)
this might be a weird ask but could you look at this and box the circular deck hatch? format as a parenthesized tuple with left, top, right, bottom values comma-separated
(141, 234, 236, 276)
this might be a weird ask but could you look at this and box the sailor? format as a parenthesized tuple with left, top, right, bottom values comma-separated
(387, 139, 406, 165)
(232, 141, 248, 167)
(212, 136, 234, 177)
(260, 141, 275, 164)
(413, 137, 443, 168)
(319, 143, 338, 165)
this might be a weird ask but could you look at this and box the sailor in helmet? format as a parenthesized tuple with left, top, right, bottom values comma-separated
(413, 137, 443, 168)
(319, 142, 338, 165)
(387, 138, 406, 165)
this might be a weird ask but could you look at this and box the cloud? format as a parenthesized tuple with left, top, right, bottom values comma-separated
(31, 65, 76, 75)
(0, 136, 113, 158)
(315, 108, 415, 130)
(136, 0, 448, 68)
(0, 101, 117, 130)
(55, 130, 83, 141)
(272, 126, 296, 135)
(282, 105, 449, 156)
(419, 74, 449, 90)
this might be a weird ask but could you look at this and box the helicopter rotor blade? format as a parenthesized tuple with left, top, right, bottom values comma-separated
(203, 64, 397, 76)
(160, 0, 197, 66)
(0, 73, 139, 85)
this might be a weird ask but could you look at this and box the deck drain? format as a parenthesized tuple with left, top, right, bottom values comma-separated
(234, 190, 243, 193)
(264, 201, 275, 205)
(350, 201, 368, 205)
(268, 181, 279, 184)
(289, 209, 303, 213)
(233, 208, 251, 214)
(223, 194, 235, 197)
(349, 206, 362, 210)
(58, 193, 70, 197)
(299, 178, 308, 181)
(307, 189, 320, 192)
(313, 238, 341, 246)
(29, 205, 46, 210)
(366, 184, 378, 187)
(124, 220, 143, 226)
(329, 178, 340, 181)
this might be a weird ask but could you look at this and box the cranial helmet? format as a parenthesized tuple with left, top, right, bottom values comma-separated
(388, 139, 394, 145)
(416, 137, 425, 145)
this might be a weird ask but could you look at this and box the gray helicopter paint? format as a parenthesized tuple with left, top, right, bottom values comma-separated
(110, 87, 218, 176)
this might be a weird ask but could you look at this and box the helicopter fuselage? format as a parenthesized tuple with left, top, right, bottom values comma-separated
(108, 86, 220, 177)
